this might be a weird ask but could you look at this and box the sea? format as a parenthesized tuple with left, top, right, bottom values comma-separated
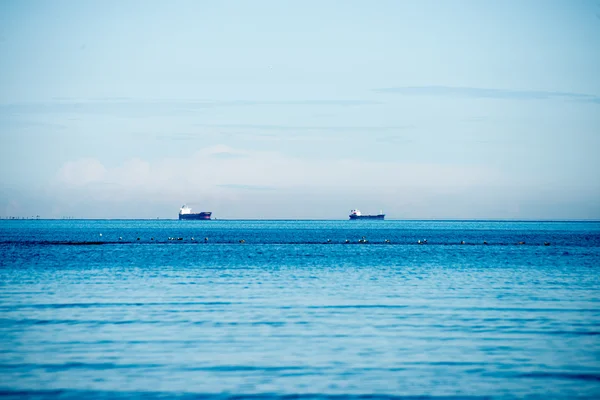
(0, 219, 599, 399)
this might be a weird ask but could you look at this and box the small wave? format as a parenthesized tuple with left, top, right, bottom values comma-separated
(518, 371, 600, 382)
(181, 365, 306, 373)
(0, 389, 496, 400)
(0, 362, 163, 371)
(0, 301, 236, 310)
(306, 305, 409, 309)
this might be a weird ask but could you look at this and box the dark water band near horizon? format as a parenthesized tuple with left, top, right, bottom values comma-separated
(0, 220, 599, 399)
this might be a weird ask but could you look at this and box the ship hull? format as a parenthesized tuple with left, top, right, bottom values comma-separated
(349, 214, 385, 220)
(179, 212, 212, 220)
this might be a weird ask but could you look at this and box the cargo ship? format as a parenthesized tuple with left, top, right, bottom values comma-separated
(349, 209, 385, 220)
(179, 205, 212, 220)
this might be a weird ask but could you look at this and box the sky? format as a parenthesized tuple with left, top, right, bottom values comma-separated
(1, 0, 599, 219)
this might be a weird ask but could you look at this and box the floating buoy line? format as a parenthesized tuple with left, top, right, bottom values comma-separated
(25, 237, 553, 246)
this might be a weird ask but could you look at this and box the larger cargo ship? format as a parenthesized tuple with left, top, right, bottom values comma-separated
(179, 205, 212, 220)
(349, 209, 385, 220)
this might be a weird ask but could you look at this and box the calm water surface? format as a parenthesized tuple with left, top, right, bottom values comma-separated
(0, 220, 599, 399)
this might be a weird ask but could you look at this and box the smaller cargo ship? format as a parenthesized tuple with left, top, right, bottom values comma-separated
(179, 205, 212, 220)
(349, 209, 385, 220)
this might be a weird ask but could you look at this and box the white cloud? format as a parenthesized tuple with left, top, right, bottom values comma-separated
(49, 144, 507, 218)
(56, 158, 107, 186)
(0, 144, 590, 219)
(56, 145, 500, 193)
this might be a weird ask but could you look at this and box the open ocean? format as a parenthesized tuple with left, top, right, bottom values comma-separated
(0, 219, 599, 399)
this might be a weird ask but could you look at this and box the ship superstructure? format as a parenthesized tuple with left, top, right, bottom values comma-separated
(349, 209, 385, 220)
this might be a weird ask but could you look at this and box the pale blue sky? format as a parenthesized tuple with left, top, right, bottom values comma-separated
(1, 0, 599, 219)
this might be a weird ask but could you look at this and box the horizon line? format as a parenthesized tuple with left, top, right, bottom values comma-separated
(1, 218, 599, 223)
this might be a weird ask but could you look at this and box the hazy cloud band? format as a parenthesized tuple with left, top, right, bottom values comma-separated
(374, 86, 600, 103)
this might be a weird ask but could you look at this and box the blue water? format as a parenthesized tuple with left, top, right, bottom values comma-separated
(1, 220, 599, 399)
